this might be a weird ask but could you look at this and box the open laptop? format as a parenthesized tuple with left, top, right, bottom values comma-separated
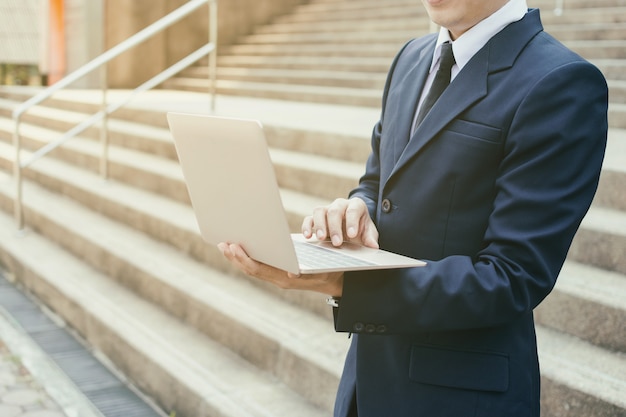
(166, 112, 425, 275)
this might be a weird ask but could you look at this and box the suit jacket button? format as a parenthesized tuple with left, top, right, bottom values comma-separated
(365, 324, 376, 333)
(376, 325, 387, 334)
(381, 199, 392, 213)
(353, 322, 365, 332)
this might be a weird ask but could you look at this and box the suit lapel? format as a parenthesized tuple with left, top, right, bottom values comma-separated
(393, 53, 489, 173)
(383, 9, 544, 189)
(390, 44, 434, 163)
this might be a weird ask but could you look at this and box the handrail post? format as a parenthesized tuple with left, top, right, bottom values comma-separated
(554, 0, 564, 15)
(209, 0, 218, 111)
(100, 60, 109, 180)
(13, 118, 24, 230)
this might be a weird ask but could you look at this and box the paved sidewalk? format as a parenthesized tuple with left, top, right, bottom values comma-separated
(0, 303, 104, 417)
(0, 271, 164, 417)
(0, 336, 67, 417)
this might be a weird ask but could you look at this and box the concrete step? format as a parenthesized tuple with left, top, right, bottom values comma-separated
(0, 89, 174, 130)
(1, 89, 622, 210)
(172, 64, 625, 108)
(1, 84, 623, 416)
(546, 22, 626, 40)
(240, 30, 420, 46)
(268, 1, 626, 37)
(530, 0, 626, 9)
(0, 142, 333, 319)
(0, 97, 16, 120)
(3, 123, 624, 335)
(219, 38, 624, 62)
(564, 40, 626, 59)
(1, 93, 374, 163)
(537, 326, 626, 417)
(0, 119, 192, 204)
(185, 59, 623, 112)
(0, 116, 362, 202)
(0, 88, 378, 162)
(534, 261, 626, 353)
(287, 0, 617, 23)
(214, 55, 393, 73)
(1, 131, 623, 331)
(224, 43, 402, 58)
(293, 0, 417, 14)
(540, 6, 626, 24)
(0, 208, 336, 417)
(248, 22, 626, 43)
(0, 133, 338, 237)
(596, 128, 626, 211)
(263, 5, 626, 32)
(0, 131, 357, 234)
(608, 80, 626, 104)
(593, 59, 626, 81)
(178, 67, 387, 90)
(0, 102, 178, 160)
(0, 175, 346, 413)
(0, 0, 624, 412)
(7, 107, 623, 221)
(307, 0, 620, 10)
(274, 3, 427, 24)
(161, 0, 626, 109)
(1, 176, 624, 417)
(570, 206, 626, 275)
(167, 78, 382, 108)
(0, 100, 177, 160)
(609, 103, 626, 129)
(255, 18, 432, 35)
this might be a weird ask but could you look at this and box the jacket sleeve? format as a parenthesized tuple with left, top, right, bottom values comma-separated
(337, 60, 609, 334)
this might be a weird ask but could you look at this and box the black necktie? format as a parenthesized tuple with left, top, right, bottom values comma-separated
(414, 42, 456, 126)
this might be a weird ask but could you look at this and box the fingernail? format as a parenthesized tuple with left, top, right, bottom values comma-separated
(317, 229, 324, 239)
(332, 235, 342, 246)
(347, 227, 356, 237)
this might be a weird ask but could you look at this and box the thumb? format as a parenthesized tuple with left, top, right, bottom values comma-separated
(362, 222, 379, 249)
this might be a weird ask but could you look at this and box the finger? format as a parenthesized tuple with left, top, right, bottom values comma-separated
(312, 206, 329, 241)
(345, 198, 368, 239)
(287, 271, 302, 279)
(326, 199, 350, 246)
(218, 242, 234, 260)
(362, 221, 380, 249)
(228, 243, 264, 276)
(301, 216, 314, 239)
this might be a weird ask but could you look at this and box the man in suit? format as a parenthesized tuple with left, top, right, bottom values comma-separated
(219, 0, 609, 415)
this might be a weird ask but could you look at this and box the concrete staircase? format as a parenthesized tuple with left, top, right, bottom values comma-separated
(0, 0, 624, 416)
(164, 0, 626, 123)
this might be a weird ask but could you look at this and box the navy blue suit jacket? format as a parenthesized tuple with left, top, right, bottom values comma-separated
(333, 9, 608, 417)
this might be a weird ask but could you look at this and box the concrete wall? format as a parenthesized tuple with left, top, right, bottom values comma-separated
(105, 0, 306, 88)
(64, 0, 104, 88)
(0, 0, 40, 65)
(104, 0, 169, 89)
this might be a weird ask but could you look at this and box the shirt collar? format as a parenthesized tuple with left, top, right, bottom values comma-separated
(430, 0, 528, 74)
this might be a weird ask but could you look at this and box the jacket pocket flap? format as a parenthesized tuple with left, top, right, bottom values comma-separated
(409, 345, 509, 392)
(447, 119, 502, 143)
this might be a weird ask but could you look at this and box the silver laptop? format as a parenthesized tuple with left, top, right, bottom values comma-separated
(166, 112, 425, 275)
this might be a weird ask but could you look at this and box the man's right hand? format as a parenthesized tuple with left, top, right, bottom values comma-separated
(302, 197, 379, 249)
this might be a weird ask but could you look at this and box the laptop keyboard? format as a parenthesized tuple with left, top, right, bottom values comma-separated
(293, 241, 375, 269)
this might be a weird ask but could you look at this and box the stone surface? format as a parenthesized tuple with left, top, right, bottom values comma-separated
(0, 340, 67, 417)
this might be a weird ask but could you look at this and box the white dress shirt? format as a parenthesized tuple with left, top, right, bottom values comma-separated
(411, 0, 529, 134)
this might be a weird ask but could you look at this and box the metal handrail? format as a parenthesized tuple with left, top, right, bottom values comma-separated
(13, 0, 217, 229)
(554, 0, 565, 15)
